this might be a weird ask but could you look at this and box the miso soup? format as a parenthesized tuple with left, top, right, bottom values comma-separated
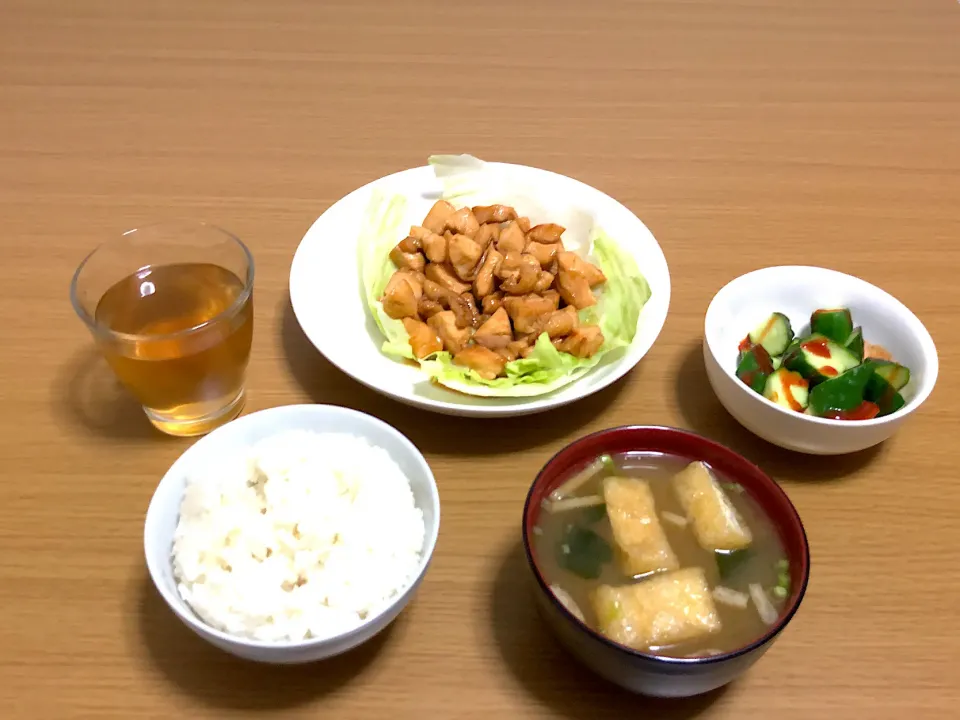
(532, 452, 790, 658)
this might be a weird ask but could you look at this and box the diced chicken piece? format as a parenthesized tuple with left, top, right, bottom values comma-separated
(473, 222, 500, 250)
(558, 251, 606, 287)
(453, 345, 507, 380)
(555, 325, 604, 358)
(504, 293, 557, 334)
(493, 345, 519, 362)
(527, 223, 566, 244)
(496, 250, 522, 282)
(482, 291, 504, 315)
(473, 308, 513, 350)
(381, 271, 423, 319)
(543, 306, 579, 338)
(472, 204, 518, 225)
(517, 216, 532, 233)
(409, 225, 434, 241)
(418, 297, 444, 319)
(672, 462, 753, 552)
(444, 207, 480, 237)
(505, 336, 533, 359)
(389, 246, 425, 273)
(421, 231, 448, 264)
(449, 292, 481, 329)
(533, 271, 555, 293)
(590, 568, 722, 651)
(602, 476, 680, 577)
(421, 200, 456, 234)
(427, 311, 472, 354)
(448, 234, 484, 281)
(425, 263, 471, 294)
(474, 247, 503, 299)
(525, 241, 560, 268)
(497, 221, 526, 254)
(542, 289, 561, 310)
(423, 278, 452, 303)
(402, 318, 442, 359)
(556, 254, 597, 309)
(398, 235, 421, 253)
(501, 254, 542, 295)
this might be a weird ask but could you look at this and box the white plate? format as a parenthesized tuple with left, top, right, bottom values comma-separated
(289, 162, 670, 417)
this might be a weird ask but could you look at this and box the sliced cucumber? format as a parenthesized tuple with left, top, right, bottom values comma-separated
(844, 327, 864, 363)
(782, 334, 860, 385)
(736, 344, 774, 394)
(763, 368, 809, 411)
(810, 308, 854, 345)
(870, 359, 910, 390)
(864, 363, 906, 417)
(772, 355, 783, 370)
(749, 312, 794, 356)
(807, 363, 873, 417)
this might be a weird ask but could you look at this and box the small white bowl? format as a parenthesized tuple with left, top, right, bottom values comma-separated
(144, 404, 440, 664)
(703, 266, 938, 455)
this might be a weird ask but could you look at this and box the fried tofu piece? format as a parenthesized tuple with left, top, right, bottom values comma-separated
(453, 345, 507, 379)
(672, 462, 752, 552)
(421, 200, 456, 235)
(402, 318, 441, 359)
(482, 291, 504, 315)
(590, 568, 722, 651)
(602, 476, 679, 577)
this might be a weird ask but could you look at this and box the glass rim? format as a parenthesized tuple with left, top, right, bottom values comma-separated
(69, 220, 255, 344)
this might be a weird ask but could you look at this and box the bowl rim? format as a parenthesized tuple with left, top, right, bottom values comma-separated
(704, 264, 939, 427)
(521, 424, 811, 665)
(143, 403, 441, 650)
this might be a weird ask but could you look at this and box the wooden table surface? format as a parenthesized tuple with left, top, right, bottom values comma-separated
(2, 0, 959, 717)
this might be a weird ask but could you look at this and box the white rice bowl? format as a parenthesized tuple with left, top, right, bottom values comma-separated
(171, 430, 426, 643)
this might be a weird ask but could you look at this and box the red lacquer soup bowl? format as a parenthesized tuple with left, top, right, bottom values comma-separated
(521, 426, 810, 698)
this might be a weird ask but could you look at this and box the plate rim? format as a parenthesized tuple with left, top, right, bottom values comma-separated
(289, 161, 671, 418)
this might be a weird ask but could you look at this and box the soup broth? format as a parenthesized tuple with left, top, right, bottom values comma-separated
(532, 452, 789, 658)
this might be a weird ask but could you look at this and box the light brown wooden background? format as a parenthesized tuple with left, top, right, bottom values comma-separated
(1, 0, 958, 717)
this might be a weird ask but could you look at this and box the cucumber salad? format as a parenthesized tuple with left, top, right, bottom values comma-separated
(735, 308, 911, 421)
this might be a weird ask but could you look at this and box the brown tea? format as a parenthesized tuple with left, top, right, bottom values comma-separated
(94, 262, 253, 436)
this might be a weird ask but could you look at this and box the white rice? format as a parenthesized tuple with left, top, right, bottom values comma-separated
(171, 430, 426, 643)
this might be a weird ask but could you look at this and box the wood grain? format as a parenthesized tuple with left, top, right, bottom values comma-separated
(1, 0, 958, 717)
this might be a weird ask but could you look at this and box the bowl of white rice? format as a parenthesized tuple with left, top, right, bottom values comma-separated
(144, 404, 440, 664)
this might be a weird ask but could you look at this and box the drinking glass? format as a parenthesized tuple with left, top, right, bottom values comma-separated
(70, 221, 255, 437)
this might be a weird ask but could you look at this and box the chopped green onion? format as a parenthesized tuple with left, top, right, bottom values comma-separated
(721, 482, 744, 494)
(600, 454, 615, 471)
(771, 585, 788, 600)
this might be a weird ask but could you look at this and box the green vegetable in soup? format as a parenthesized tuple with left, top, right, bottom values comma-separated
(558, 524, 613, 580)
(580, 504, 608, 524)
(716, 548, 752, 579)
(771, 559, 791, 600)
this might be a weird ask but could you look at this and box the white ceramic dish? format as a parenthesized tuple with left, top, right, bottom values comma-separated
(144, 404, 440, 664)
(289, 162, 670, 418)
(703, 265, 938, 455)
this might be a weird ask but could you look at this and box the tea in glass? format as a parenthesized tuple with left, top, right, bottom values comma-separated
(71, 221, 254, 437)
